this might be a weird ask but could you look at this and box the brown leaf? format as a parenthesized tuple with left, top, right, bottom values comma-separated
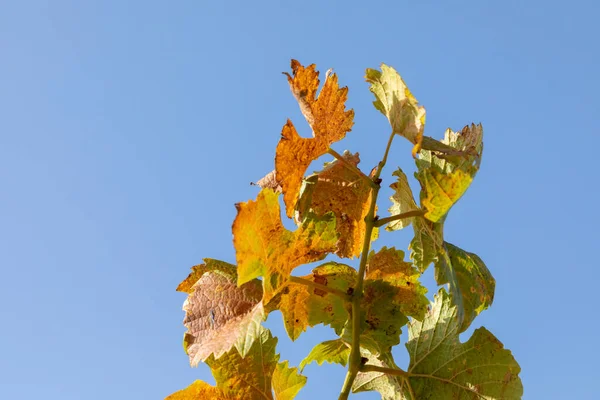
(181, 267, 264, 366)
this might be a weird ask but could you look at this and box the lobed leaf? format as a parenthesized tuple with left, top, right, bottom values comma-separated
(232, 188, 338, 302)
(266, 262, 355, 340)
(404, 289, 522, 399)
(409, 216, 444, 272)
(299, 339, 351, 370)
(415, 123, 484, 223)
(272, 361, 307, 400)
(178, 260, 264, 366)
(365, 64, 426, 156)
(353, 351, 406, 400)
(276, 60, 354, 217)
(365, 247, 428, 320)
(296, 152, 374, 258)
(167, 329, 307, 400)
(435, 242, 495, 332)
(387, 168, 419, 232)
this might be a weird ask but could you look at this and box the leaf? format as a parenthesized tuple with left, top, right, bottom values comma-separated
(176, 259, 238, 294)
(417, 167, 474, 222)
(365, 247, 428, 320)
(265, 262, 355, 340)
(415, 124, 484, 223)
(296, 152, 374, 258)
(276, 60, 354, 217)
(365, 64, 426, 156)
(272, 361, 307, 400)
(207, 328, 279, 400)
(387, 168, 419, 231)
(232, 188, 338, 302)
(167, 329, 284, 400)
(404, 289, 523, 399)
(435, 242, 495, 332)
(179, 261, 265, 365)
(409, 213, 444, 272)
(353, 351, 405, 400)
(360, 279, 409, 354)
(299, 339, 350, 370)
(165, 380, 227, 400)
(254, 170, 282, 193)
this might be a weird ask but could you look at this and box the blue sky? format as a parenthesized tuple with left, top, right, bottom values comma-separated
(1, 1, 598, 399)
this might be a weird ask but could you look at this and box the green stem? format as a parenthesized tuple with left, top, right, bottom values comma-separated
(338, 131, 396, 400)
(360, 364, 410, 377)
(327, 148, 377, 189)
(288, 276, 351, 302)
(374, 209, 426, 228)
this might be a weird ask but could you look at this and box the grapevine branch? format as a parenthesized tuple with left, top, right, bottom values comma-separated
(338, 131, 396, 400)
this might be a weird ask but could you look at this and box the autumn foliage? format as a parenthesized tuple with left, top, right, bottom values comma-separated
(167, 60, 523, 399)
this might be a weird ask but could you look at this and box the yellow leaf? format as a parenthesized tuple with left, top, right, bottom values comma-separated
(419, 167, 474, 223)
(232, 189, 338, 302)
(276, 60, 354, 217)
(165, 380, 227, 400)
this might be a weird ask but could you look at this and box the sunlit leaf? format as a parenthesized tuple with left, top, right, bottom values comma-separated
(207, 328, 279, 400)
(365, 64, 426, 156)
(404, 289, 523, 399)
(296, 152, 374, 258)
(365, 247, 428, 320)
(435, 242, 495, 332)
(387, 168, 419, 231)
(299, 339, 351, 370)
(232, 189, 338, 302)
(415, 123, 484, 222)
(272, 361, 307, 400)
(417, 167, 474, 223)
(165, 380, 227, 400)
(167, 329, 291, 400)
(276, 60, 354, 217)
(179, 260, 264, 365)
(266, 262, 354, 340)
(255, 169, 282, 193)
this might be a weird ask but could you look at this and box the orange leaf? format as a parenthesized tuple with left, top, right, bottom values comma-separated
(165, 380, 227, 400)
(297, 152, 373, 258)
(276, 60, 354, 217)
(232, 189, 338, 302)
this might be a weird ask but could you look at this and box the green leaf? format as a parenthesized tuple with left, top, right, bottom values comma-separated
(265, 262, 354, 340)
(365, 64, 426, 154)
(409, 217, 444, 272)
(359, 279, 409, 355)
(435, 242, 495, 332)
(207, 328, 279, 400)
(405, 289, 523, 399)
(387, 168, 419, 232)
(353, 351, 406, 400)
(299, 339, 350, 370)
(272, 361, 307, 400)
(179, 262, 265, 366)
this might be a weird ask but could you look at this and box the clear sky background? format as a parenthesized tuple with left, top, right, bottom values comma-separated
(1, 1, 599, 399)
